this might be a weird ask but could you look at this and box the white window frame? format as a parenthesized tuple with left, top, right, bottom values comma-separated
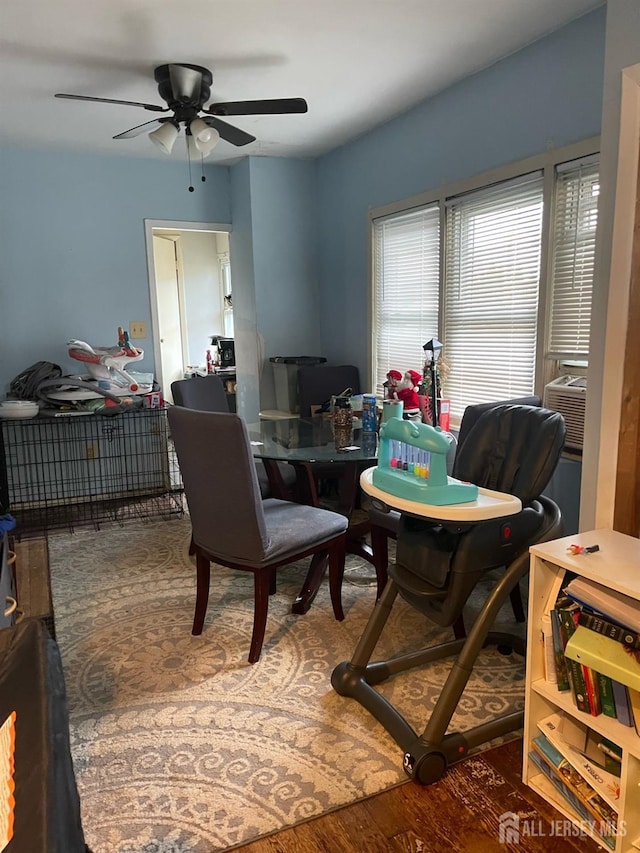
(368, 136, 600, 425)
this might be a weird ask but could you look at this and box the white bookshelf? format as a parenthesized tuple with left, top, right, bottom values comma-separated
(524, 528, 640, 852)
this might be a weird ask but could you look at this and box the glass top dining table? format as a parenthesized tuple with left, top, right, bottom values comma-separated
(246, 415, 379, 613)
(247, 415, 379, 466)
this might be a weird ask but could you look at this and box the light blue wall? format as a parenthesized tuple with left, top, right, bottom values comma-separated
(227, 157, 320, 417)
(229, 158, 260, 419)
(0, 147, 230, 394)
(315, 6, 607, 383)
(247, 157, 321, 411)
(0, 7, 607, 415)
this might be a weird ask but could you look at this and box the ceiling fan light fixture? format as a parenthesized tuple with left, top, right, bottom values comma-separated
(149, 121, 179, 154)
(190, 118, 220, 155)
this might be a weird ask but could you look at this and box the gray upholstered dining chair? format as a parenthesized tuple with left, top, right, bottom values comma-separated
(167, 406, 349, 663)
(171, 374, 229, 411)
(296, 364, 361, 416)
(170, 374, 297, 500)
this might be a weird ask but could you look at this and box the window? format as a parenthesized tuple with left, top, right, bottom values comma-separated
(372, 205, 440, 395)
(547, 156, 599, 359)
(370, 142, 599, 422)
(443, 173, 544, 411)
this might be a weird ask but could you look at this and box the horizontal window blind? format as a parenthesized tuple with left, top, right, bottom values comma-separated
(372, 205, 440, 395)
(444, 172, 544, 418)
(548, 156, 599, 358)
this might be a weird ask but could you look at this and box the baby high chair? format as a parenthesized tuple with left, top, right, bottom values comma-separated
(331, 404, 566, 784)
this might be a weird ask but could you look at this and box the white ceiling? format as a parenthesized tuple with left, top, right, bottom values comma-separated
(1, 0, 602, 166)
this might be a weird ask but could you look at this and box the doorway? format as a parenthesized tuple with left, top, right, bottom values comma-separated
(144, 220, 232, 403)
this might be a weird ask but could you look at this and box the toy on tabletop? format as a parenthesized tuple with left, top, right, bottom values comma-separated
(393, 369, 423, 421)
(567, 544, 600, 555)
(384, 369, 402, 400)
(373, 416, 478, 506)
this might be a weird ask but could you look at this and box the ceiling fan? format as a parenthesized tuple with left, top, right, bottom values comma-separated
(55, 62, 308, 156)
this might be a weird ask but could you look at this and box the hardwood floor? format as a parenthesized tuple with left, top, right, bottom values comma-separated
(234, 738, 602, 853)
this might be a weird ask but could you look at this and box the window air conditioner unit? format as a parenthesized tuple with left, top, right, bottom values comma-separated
(543, 374, 586, 451)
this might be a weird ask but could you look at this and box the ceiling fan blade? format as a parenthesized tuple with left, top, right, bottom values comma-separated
(201, 116, 255, 147)
(205, 97, 308, 117)
(168, 64, 202, 103)
(55, 93, 168, 112)
(113, 118, 167, 139)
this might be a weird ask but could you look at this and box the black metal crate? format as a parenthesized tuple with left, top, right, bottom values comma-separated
(0, 407, 184, 536)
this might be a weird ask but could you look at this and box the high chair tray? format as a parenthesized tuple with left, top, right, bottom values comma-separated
(360, 466, 521, 522)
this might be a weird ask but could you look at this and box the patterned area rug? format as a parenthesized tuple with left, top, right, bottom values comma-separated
(48, 517, 526, 853)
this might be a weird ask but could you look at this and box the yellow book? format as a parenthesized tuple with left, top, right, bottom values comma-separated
(564, 626, 640, 692)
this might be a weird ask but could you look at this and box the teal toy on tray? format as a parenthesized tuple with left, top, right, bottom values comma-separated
(373, 417, 478, 506)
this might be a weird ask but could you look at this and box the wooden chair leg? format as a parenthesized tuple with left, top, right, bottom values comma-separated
(192, 551, 211, 635)
(370, 525, 390, 600)
(189, 533, 195, 556)
(249, 570, 272, 663)
(328, 535, 347, 622)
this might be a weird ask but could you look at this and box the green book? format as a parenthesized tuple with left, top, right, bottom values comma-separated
(556, 599, 591, 713)
(565, 626, 640, 692)
(550, 608, 570, 691)
(596, 672, 617, 719)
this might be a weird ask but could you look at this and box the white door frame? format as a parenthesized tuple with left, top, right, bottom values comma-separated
(144, 219, 232, 392)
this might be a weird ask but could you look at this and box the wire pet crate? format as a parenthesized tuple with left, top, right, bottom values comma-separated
(0, 407, 184, 536)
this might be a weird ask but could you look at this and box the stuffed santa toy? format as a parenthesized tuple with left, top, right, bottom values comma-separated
(385, 369, 402, 399)
(394, 369, 422, 420)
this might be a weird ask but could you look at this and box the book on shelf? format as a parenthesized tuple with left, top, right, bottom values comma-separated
(555, 597, 592, 713)
(564, 625, 640, 693)
(583, 664, 602, 717)
(544, 570, 568, 688)
(578, 609, 640, 651)
(537, 711, 621, 811)
(582, 729, 623, 777)
(541, 610, 557, 684)
(528, 748, 616, 851)
(531, 734, 618, 834)
(595, 671, 617, 719)
(550, 608, 570, 691)
(564, 577, 640, 634)
(611, 678, 634, 728)
(627, 687, 640, 735)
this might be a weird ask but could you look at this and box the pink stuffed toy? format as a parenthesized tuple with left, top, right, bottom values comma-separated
(394, 369, 422, 416)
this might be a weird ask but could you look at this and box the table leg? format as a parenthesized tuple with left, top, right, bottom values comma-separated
(261, 459, 296, 501)
(265, 459, 376, 613)
(338, 464, 375, 563)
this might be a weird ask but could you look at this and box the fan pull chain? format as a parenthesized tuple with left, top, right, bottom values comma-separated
(186, 134, 194, 192)
(201, 154, 206, 183)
